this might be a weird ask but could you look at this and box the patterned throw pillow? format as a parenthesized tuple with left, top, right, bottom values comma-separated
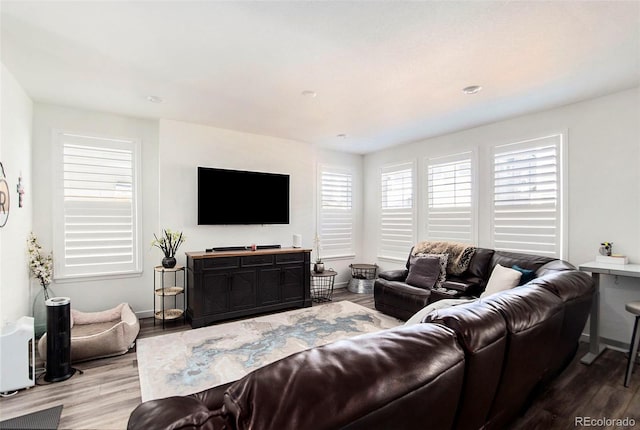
(411, 253, 448, 288)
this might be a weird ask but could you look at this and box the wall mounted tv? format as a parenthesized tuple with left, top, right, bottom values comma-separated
(198, 167, 290, 225)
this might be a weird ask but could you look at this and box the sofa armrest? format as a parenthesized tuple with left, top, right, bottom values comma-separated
(378, 269, 409, 282)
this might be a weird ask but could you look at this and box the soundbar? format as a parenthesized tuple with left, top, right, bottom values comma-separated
(206, 244, 282, 252)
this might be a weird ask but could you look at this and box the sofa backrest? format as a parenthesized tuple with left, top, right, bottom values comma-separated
(223, 324, 465, 430)
(526, 270, 593, 376)
(482, 284, 565, 429)
(423, 300, 507, 430)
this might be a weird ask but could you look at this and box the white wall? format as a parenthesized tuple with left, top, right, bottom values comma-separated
(31, 104, 159, 315)
(0, 63, 33, 323)
(158, 119, 363, 287)
(364, 86, 640, 345)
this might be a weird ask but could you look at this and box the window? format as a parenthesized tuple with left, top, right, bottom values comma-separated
(318, 165, 354, 258)
(52, 131, 141, 280)
(492, 134, 565, 258)
(379, 162, 415, 260)
(426, 152, 475, 243)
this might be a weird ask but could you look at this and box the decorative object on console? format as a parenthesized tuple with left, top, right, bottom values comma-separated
(292, 234, 302, 248)
(27, 232, 54, 337)
(599, 241, 613, 256)
(152, 229, 185, 268)
(313, 233, 324, 273)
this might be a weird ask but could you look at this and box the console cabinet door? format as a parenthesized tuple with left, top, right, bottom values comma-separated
(229, 269, 257, 311)
(282, 265, 304, 302)
(258, 267, 281, 306)
(202, 272, 230, 315)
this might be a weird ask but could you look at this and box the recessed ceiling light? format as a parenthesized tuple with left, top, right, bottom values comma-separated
(146, 95, 164, 103)
(301, 90, 317, 98)
(337, 134, 347, 139)
(462, 85, 482, 95)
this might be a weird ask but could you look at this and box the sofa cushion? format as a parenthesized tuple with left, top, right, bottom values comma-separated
(406, 255, 441, 290)
(481, 264, 522, 298)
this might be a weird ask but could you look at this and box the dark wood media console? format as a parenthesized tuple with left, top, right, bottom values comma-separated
(185, 248, 312, 328)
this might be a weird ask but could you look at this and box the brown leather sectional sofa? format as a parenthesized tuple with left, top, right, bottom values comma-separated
(374, 247, 573, 320)
(128, 252, 593, 430)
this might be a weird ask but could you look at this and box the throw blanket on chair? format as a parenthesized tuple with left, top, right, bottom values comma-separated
(412, 241, 476, 275)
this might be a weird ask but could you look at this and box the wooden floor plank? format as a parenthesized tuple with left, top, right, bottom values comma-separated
(1, 290, 637, 429)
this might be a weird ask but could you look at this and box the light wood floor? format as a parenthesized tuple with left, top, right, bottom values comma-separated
(0, 290, 638, 429)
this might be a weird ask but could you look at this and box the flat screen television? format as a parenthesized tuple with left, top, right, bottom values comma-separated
(198, 167, 290, 225)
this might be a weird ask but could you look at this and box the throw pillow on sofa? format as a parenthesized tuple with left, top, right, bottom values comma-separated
(512, 264, 536, 285)
(481, 264, 522, 298)
(411, 253, 448, 288)
(406, 255, 441, 290)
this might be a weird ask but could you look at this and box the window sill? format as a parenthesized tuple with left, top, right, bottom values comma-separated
(53, 270, 143, 284)
(321, 254, 356, 261)
(377, 255, 407, 263)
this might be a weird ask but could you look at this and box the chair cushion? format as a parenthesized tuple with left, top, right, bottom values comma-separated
(406, 256, 441, 290)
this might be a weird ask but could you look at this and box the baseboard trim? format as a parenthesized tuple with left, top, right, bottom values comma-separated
(580, 333, 630, 353)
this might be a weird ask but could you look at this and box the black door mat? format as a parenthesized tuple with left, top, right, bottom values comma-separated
(0, 405, 62, 430)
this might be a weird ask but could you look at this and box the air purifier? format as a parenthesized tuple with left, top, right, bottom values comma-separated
(44, 297, 75, 382)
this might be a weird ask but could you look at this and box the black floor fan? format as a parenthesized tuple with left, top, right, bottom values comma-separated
(44, 297, 75, 382)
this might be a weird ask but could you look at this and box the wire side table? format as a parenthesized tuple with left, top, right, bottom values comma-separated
(310, 270, 337, 302)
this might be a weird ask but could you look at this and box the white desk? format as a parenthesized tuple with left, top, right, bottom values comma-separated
(578, 261, 640, 365)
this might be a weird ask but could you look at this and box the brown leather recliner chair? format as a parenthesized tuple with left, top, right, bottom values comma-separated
(374, 246, 573, 321)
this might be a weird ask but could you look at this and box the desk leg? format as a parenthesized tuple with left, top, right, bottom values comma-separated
(581, 272, 607, 365)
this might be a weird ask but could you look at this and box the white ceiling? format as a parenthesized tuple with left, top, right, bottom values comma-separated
(1, 1, 639, 154)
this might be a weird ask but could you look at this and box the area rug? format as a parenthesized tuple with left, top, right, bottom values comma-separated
(137, 301, 401, 401)
(0, 405, 62, 430)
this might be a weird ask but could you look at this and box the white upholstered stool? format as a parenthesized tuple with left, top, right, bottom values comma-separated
(625, 301, 640, 387)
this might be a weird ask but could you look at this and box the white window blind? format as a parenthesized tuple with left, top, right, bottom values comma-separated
(492, 134, 563, 258)
(426, 152, 475, 243)
(53, 132, 141, 279)
(318, 166, 354, 258)
(379, 162, 415, 260)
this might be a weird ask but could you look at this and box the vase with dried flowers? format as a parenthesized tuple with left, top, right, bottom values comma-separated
(313, 233, 324, 273)
(27, 232, 54, 337)
(152, 229, 185, 268)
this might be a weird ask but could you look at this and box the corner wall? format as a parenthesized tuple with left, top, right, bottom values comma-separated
(363, 86, 640, 345)
(0, 63, 34, 323)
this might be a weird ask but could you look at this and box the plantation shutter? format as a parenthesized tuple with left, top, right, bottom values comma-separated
(318, 166, 354, 257)
(379, 162, 415, 260)
(426, 152, 475, 243)
(492, 134, 563, 258)
(53, 132, 141, 279)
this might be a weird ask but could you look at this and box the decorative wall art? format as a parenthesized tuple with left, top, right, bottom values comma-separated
(17, 174, 25, 208)
(0, 162, 10, 227)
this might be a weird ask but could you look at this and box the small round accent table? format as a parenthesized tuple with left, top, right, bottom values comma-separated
(348, 264, 378, 294)
(310, 270, 337, 303)
(154, 265, 186, 328)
